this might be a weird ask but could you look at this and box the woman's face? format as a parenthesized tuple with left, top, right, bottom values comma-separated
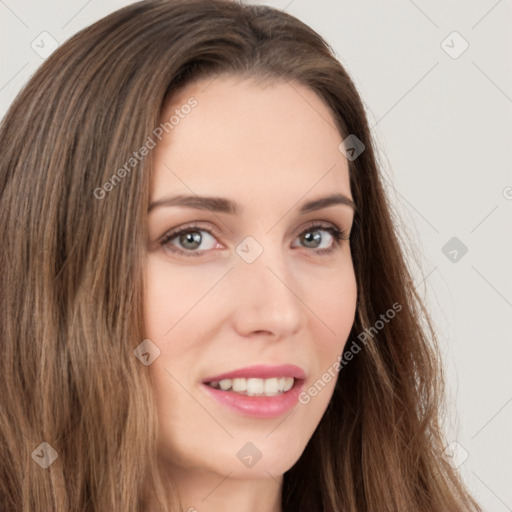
(144, 75, 357, 482)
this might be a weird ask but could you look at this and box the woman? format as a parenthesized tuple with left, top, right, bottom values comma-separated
(0, 0, 482, 510)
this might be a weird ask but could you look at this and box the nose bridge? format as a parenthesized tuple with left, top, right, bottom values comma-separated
(230, 232, 304, 337)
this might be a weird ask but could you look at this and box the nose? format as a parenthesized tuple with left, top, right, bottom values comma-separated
(229, 241, 305, 340)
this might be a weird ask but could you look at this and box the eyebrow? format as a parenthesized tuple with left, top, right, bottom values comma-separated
(147, 192, 356, 214)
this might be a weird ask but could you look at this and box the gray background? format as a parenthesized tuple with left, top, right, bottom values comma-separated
(1, 0, 511, 510)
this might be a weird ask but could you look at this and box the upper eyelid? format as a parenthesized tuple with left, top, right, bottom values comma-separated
(160, 222, 221, 244)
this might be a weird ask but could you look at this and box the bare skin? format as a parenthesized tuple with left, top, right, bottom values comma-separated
(144, 75, 357, 512)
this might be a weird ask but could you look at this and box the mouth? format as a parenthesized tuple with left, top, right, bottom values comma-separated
(200, 364, 306, 418)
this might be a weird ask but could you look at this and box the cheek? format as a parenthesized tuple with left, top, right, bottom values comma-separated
(143, 256, 224, 339)
(294, 263, 357, 408)
(305, 262, 357, 349)
(142, 258, 212, 390)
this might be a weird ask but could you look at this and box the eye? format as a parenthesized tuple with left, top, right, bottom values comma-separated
(292, 222, 349, 255)
(158, 222, 349, 258)
(159, 224, 219, 257)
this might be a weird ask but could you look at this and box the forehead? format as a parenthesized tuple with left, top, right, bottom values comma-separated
(151, 76, 351, 202)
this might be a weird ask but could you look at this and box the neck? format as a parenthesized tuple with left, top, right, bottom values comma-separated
(146, 464, 283, 512)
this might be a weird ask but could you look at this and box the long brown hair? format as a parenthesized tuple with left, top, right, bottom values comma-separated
(0, 1, 481, 510)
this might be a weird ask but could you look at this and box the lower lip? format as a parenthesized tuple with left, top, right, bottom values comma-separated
(201, 380, 305, 418)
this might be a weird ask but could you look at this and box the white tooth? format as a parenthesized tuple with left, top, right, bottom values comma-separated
(232, 378, 247, 392)
(263, 378, 279, 394)
(210, 377, 295, 395)
(283, 377, 294, 392)
(219, 379, 232, 391)
(246, 378, 264, 396)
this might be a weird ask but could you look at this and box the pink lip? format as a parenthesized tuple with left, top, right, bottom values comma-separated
(200, 364, 306, 419)
(202, 364, 306, 383)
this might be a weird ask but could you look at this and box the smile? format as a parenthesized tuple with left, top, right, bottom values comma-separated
(201, 364, 306, 418)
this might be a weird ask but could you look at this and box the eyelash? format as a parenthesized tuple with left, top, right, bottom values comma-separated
(158, 222, 349, 258)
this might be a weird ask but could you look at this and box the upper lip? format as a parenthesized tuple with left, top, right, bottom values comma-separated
(202, 364, 306, 383)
